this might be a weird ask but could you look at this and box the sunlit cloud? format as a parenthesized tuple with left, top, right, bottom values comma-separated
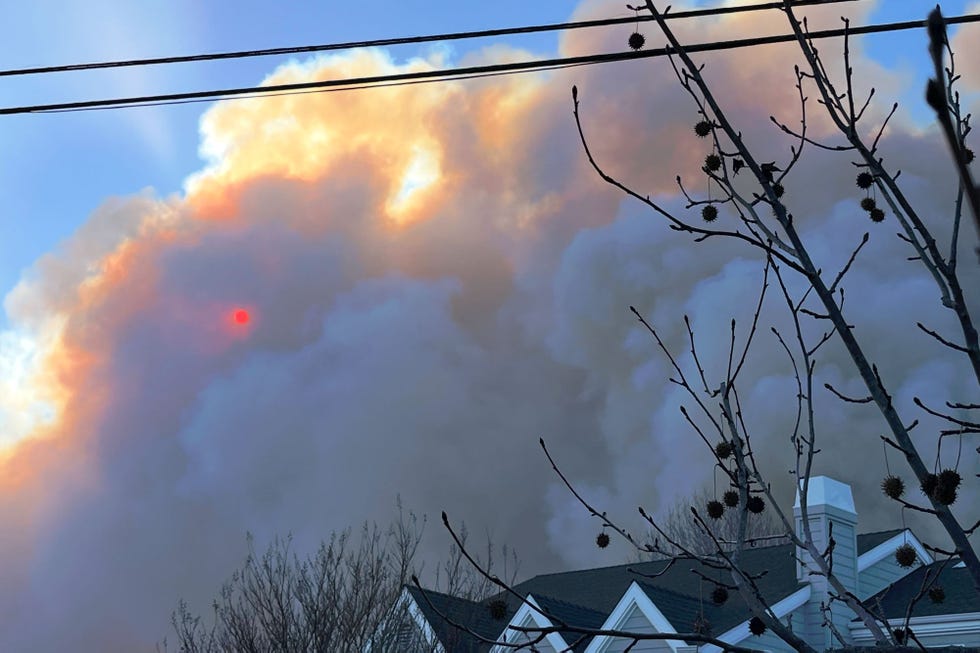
(386, 143, 443, 223)
(0, 326, 60, 449)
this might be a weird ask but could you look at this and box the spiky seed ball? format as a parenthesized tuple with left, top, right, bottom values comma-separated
(628, 32, 646, 50)
(881, 475, 905, 500)
(694, 120, 713, 138)
(747, 495, 766, 514)
(488, 599, 508, 620)
(711, 586, 729, 605)
(895, 543, 917, 568)
(704, 153, 722, 172)
(749, 616, 767, 636)
(869, 207, 885, 223)
(965, 148, 975, 163)
(860, 197, 877, 212)
(856, 171, 874, 189)
(723, 490, 740, 507)
(715, 441, 734, 459)
(702, 204, 719, 222)
(934, 485, 958, 505)
(893, 628, 909, 645)
(928, 585, 946, 604)
(921, 473, 939, 498)
(772, 183, 785, 198)
(596, 532, 610, 548)
(938, 468, 962, 492)
(707, 500, 725, 520)
(934, 469, 961, 505)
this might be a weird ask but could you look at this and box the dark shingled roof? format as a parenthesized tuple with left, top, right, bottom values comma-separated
(406, 587, 604, 652)
(636, 582, 709, 632)
(863, 560, 980, 619)
(405, 586, 497, 652)
(533, 594, 606, 652)
(409, 529, 912, 650)
(855, 529, 906, 553)
(505, 538, 805, 640)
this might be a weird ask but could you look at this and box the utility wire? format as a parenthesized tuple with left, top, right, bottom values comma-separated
(3, 12, 977, 116)
(0, 0, 859, 78)
(38, 61, 601, 113)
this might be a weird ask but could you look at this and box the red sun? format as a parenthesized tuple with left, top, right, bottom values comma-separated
(233, 309, 250, 325)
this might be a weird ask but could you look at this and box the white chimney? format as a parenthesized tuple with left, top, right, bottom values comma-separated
(793, 476, 859, 649)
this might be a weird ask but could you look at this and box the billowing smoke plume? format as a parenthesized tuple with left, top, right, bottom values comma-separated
(0, 1, 977, 649)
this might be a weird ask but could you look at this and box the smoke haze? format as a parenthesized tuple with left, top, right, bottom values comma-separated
(0, 2, 977, 649)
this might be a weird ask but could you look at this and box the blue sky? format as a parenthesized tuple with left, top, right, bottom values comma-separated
(0, 0, 574, 319)
(0, 1, 971, 315)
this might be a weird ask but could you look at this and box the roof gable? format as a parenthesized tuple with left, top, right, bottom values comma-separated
(493, 595, 571, 653)
(587, 581, 686, 653)
(856, 529, 932, 572)
(856, 528, 906, 554)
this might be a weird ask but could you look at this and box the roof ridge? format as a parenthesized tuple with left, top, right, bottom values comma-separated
(634, 578, 703, 604)
(407, 584, 484, 605)
(530, 592, 608, 617)
(516, 541, 796, 584)
(514, 530, 909, 586)
(516, 558, 669, 583)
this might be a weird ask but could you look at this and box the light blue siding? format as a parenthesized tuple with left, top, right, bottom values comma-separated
(601, 605, 674, 653)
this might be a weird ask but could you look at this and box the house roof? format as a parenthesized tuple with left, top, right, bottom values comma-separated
(864, 560, 980, 619)
(855, 528, 907, 553)
(486, 538, 804, 644)
(405, 585, 496, 652)
(513, 532, 926, 638)
(406, 586, 606, 652)
(409, 528, 912, 650)
(532, 594, 606, 651)
(511, 541, 795, 613)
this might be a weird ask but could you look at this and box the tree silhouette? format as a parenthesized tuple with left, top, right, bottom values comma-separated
(165, 508, 517, 652)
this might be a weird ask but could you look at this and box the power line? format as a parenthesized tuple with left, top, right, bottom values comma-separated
(0, 0, 859, 79)
(3, 12, 976, 116)
(37, 61, 601, 113)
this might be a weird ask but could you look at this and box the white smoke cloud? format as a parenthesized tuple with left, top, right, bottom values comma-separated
(0, 2, 977, 650)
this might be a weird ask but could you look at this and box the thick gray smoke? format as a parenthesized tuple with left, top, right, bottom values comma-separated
(0, 2, 976, 649)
